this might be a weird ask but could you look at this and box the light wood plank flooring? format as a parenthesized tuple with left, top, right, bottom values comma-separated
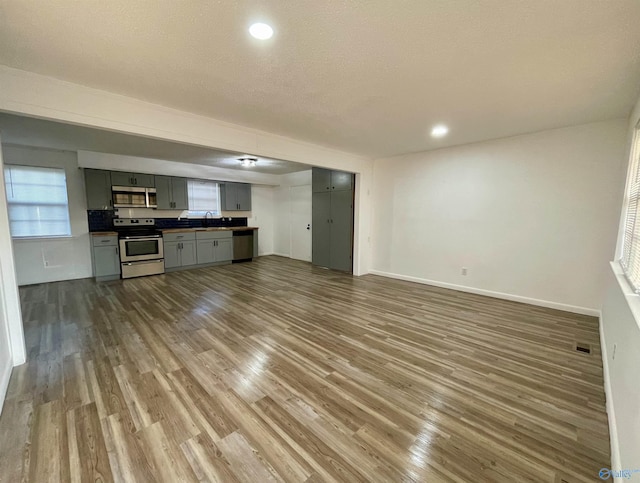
(0, 256, 609, 482)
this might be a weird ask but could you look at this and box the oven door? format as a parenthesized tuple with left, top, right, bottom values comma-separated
(119, 236, 164, 262)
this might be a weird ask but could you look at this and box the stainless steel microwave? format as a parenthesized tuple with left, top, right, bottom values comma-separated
(112, 186, 157, 209)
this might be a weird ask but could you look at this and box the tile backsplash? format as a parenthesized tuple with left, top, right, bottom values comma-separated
(87, 210, 247, 232)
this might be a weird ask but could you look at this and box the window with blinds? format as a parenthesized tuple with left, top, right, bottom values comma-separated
(621, 123, 640, 290)
(187, 179, 220, 215)
(4, 165, 71, 238)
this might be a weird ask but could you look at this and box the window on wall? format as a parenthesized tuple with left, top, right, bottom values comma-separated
(187, 179, 220, 216)
(621, 122, 640, 290)
(4, 165, 71, 238)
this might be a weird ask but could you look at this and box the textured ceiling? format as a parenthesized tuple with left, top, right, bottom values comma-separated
(0, 113, 309, 174)
(1, 1, 640, 157)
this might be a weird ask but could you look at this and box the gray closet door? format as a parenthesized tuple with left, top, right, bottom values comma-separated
(155, 176, 172, 209)
(329, 190, 353, 272)
(312, 168, 331, 192)
(312, 192, 331, 267)
(172, 178, 189, 210)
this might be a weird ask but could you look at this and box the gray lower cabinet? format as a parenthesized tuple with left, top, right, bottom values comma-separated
(91, 235, 120, 281)
(312, 170, 354, 272)
(85, 169, 113, 210)
(110, 171, 155, 187)
(164, 240, 197, 268)
(164, 232, 197, 269)
(196, 231, 233, 264)
(156, 176, 189, 210)
(220, 183, 252, 211)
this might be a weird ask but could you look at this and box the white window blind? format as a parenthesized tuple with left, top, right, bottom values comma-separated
(4, 165, 71, 238)
(187, 179, 220, 215)
(621, 123, 640, 290)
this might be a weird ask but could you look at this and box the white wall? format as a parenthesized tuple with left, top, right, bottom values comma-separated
(273, 171, 312, 257)
(248, 185, 275, 256)
(599, 93, 640, 473)
(3, 145, 93, 286)
(0, 134, 26, 413)
(371, 119, 628, 314)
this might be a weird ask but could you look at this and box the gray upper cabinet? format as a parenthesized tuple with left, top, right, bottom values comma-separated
(156, 176, 188, 210)
(110, 171, 155, 187)
(312, 168, 331, 192)
(331, 170, 354, 191)
(85, 169, 113, 210)
(220, 183, 252, 211)
(312, 169, 355, 272)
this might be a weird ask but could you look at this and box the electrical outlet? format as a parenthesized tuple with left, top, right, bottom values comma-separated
(613, 343, 617, 360)
(461, 267, 468, 276)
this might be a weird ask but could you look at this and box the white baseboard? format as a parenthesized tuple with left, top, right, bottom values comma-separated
(0, 357, 12, 416)
(368, 269, 599, 317)
(271, 253, 291, 258)
(599, 318, 621, 473)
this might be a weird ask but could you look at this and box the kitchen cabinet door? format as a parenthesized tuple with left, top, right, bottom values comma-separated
(171, 177, 189, 210)
(196, 240, 216, 264)
(155, 176, 173, 209)
(93, 246, 120, 277)
(110, 171, 135, 187)
(133, 173, 155, 187)
(329, 190, 353, 272)
(220, 183, 237, 211)
(215, 239, 233, 262)
(85, 169, 113, 210)
(236, 184, 252, 211)
(164, 242, 181, 269)
(312, 191, 331, 268)
(312, 168, 331, 192)
(180, 240, 197, 266)
(331, 170, 354, 192)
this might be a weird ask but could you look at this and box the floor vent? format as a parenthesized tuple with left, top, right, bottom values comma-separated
(576, 343, 591, 354)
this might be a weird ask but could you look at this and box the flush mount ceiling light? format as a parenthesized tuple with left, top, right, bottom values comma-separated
(430, 124, 449, 138)
(239, 157, 258, 167)
(249, 23, 273, 40)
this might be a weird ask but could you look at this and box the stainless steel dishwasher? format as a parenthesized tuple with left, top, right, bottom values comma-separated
(233, 230, 254, 261)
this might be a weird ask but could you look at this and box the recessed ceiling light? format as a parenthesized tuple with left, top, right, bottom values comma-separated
(249, 23, 273, 40)
(239, 157, 258, 167)
(431, 124, 449, 138)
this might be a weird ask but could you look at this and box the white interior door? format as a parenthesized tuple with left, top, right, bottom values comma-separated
(290, 185, 312, 261)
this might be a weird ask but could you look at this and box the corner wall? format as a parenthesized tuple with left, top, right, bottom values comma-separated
(371, 119, 628, 314)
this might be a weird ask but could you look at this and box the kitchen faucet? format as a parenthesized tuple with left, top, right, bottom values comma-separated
(204, 211, 214, 227)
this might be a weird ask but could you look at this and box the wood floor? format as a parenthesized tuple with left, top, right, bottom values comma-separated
(0, 256, 609, 482)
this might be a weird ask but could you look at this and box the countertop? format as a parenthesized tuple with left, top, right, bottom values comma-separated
(161, 227, 259, 234)
(91, 231, 118, 236)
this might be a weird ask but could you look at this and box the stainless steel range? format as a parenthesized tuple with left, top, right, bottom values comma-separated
(114, 218, 165, 279)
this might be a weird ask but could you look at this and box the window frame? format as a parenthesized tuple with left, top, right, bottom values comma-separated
(620, 121, 640, 292)
(4, 164, 72, 240)
(186, 179, 221, 217)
